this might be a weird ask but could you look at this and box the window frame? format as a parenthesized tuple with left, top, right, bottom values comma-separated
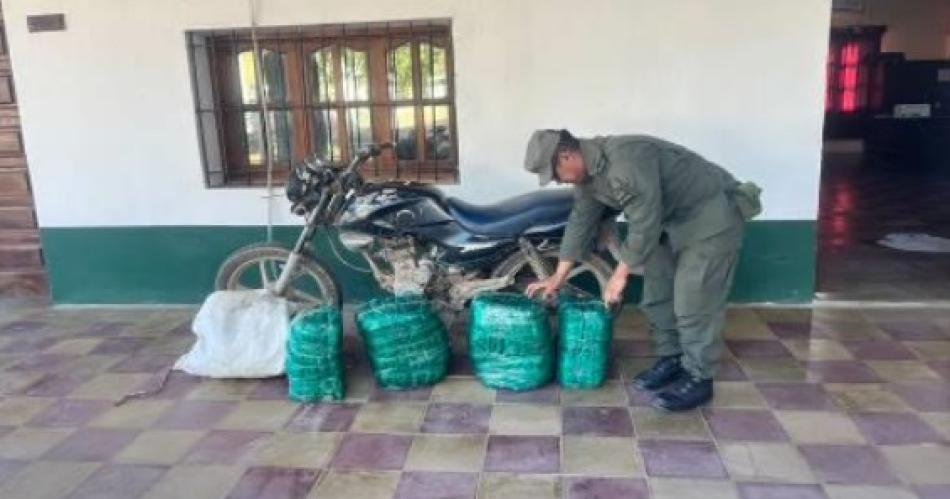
(187, 20, 459, 188)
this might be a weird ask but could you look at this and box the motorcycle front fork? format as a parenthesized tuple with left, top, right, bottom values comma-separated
(273, 211, 321, 295)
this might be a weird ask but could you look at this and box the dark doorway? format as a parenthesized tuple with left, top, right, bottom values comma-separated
(818, 1, 950, 301)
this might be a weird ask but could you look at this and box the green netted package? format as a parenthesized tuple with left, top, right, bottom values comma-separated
(356, 295, 450, 390)
(469, 292, 554, 391)
(558, 298, 613, 389)
(285, 306, 345, 402)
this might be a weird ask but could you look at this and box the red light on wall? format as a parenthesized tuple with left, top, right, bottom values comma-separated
(839, 43, 861, 112)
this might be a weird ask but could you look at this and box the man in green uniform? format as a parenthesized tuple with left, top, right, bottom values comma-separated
(525, 129, 761, 411)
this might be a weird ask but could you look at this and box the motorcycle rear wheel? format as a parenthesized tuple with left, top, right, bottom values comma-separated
(491, 248, 612, 300)
(215, 243, 341, 308)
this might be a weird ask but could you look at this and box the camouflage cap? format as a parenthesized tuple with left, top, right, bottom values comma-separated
(523, 130, 560, 186)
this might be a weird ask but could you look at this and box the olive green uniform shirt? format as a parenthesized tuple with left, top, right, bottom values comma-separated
(559, 135, 743, 267)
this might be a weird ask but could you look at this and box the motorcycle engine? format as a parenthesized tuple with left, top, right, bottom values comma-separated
(384, 241, 436, 296)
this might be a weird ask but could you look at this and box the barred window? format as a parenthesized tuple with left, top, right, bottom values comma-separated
(188, 20, 458, 187)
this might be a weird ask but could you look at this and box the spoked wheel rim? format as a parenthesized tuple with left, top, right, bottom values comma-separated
(225, 256, 333, 308)
(504, 253, 609, 301)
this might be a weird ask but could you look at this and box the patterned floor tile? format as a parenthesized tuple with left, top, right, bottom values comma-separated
(246, 377, 290, 401)
(877, 321, 948, 341)
(774, 411, 866, 444)
(284, 403, 359, 433)
(430, 378, 495, 404)
(631, 407, 710, 440)
(495, 384, 560, 404)
(89, 400, 175, 429)
(565, 477, 649, 499)
(0, 427, 75, 459)
(484, 435, 559, 473)
(43, 428, 140, 461)
(0, 457, 27, 486)
(0, 461, 99, 499)
(0, 396, 56, 425)
(888, 381, 950, 411)
(330, 433, 412, 471)
(140, 464, 245, 499)
(250, 431, 340, 469)
(560, 380, 627, 406)
(825, 383, 913, 412)
(851, 412, 946, 445)
(905, 341, 950, 361)
(880, 445, 950, 485)
(727, 340, 793, 359)
(478, 473, 561, 499)
(920, 413, 950, 440)
(783, 339, 854, 361)
(704, 409, 789, 442)
(562, 406, 633, 437)
(841, 340, 916, 361)
(649, 478, 738, 499)
(915, 484, 950, 499)
(68, 373, 154, 401)
(66, 463, 168, 499)
(561, 436, 642, 476)
(351, 402, 425, 434)
(225, 466, 320, 499)
(799, 444, 898, 485)
(311, 470, 400, 499)
(394, 471, 477, 499)
(719, 442, 815, 483)
(737, 482, 828, 499)
(490, 404, 560, 435)
(115, 430, 206, 465)
(180, 430, 271, 465)
(421, 403, 491, 434)
(736, 359, 807, 383)
(638, 439, 728, 479)
(823, 484, 918, 499)
(405, 434, 486, 472)
(805, 361, 882, 383)
(708, 382, 768, 409)
(369, 385, 432, 402)
(866, 360, 942, 382)
(757, 382, 837, 411)
(185, 379, 258, 401)
(26, 399, 113, 428)
(153, 400, 238, 430)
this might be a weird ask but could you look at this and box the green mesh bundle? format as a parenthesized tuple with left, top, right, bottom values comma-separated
(558, 298, 613, 389)
(469, 292, 554, 391)
(285, 306, 345, 402)
(356, 295, 450, 390)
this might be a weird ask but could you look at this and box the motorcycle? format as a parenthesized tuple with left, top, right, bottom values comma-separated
(215, 143, 621, 315)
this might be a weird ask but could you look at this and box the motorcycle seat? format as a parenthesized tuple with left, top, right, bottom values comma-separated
(446, 188, 575, 237)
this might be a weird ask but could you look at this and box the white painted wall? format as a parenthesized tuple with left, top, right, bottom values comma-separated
(833, 0, 950, 60)
(5, 0, 831, 227)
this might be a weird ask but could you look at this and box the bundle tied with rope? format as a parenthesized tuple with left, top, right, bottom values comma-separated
(469, 292, 554, 391)
(356, 295, 450, 390)
(286, 305, 345, 402)
(557, 297, 613, 389)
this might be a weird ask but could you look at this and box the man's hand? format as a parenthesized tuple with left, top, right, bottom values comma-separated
(525, 275, 562, 300)
(602, 262, 631, 306)
(525, 260, 574, 300)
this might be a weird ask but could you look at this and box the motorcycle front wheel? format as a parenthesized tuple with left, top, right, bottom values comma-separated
(215, 243, 341, 308)
(491, 247, 612, 300)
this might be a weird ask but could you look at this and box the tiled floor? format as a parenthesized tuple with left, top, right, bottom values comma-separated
(818, 152, 950, 301)
(0, 304, 948, 498)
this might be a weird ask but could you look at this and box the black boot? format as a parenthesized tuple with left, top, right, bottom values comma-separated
(631, 355, 685, 391)
(652, 376, 714, 411)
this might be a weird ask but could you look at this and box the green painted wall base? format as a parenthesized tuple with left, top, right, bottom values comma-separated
(40, 221, 815, 305)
